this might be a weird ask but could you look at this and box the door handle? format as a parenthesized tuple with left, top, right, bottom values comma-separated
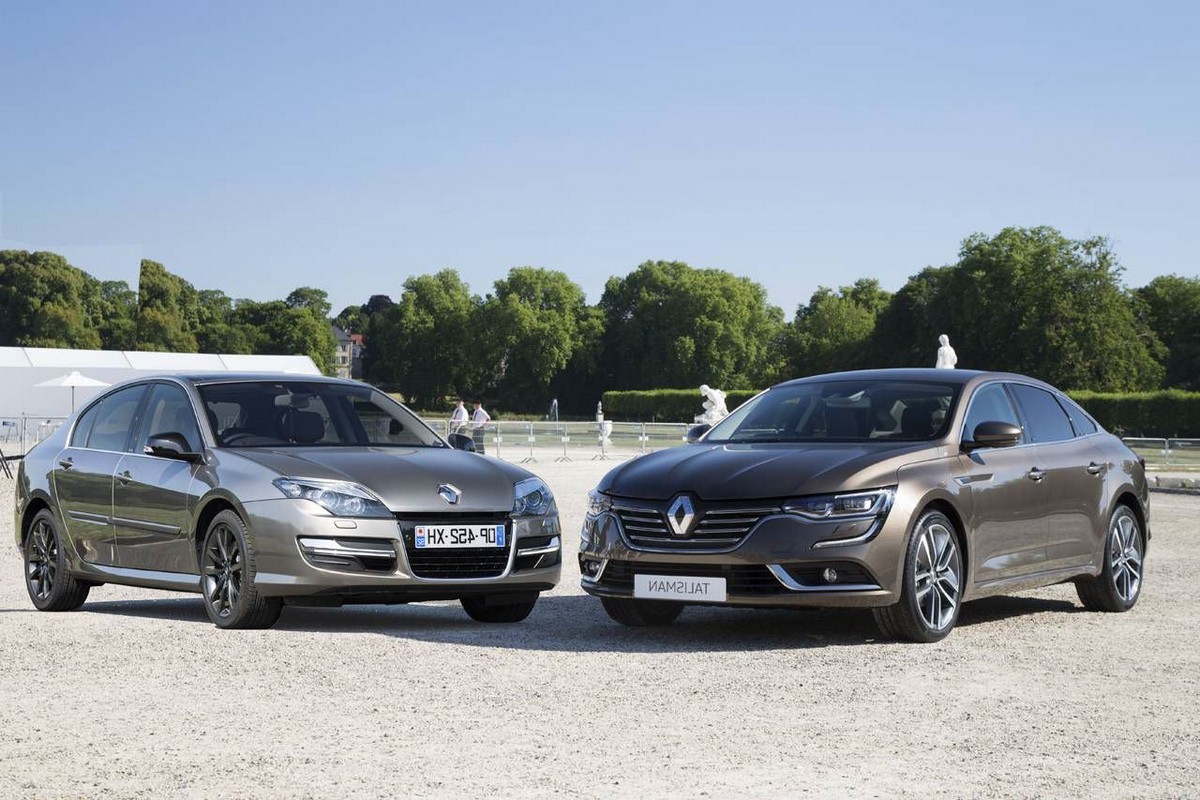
(1026, 467, 1046, 483)
(117, 470, 133, 485)
(1086, 462, 1105, 476)
(58, 458, 74, 470)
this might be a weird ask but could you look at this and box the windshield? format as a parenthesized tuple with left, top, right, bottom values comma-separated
(704, 379, 961, 444)
(198, 381, 444, 448)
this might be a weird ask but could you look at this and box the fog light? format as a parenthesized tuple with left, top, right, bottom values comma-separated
(822, 567, 839, 584)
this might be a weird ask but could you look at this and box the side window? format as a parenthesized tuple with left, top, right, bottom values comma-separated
(86, 385, 149, 452)
(70, 401, 104, 448)
(1059, 395, 1099, 436)
(962, 384, 1023, 442)
(137, 384, 203, 453)
(1009, 384, 1076, 443)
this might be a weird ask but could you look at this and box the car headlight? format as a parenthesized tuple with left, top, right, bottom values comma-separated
(273, 478, 393, 519)
(513, 477, 554, 516)
(585, 488, 612, 517)
(783, 488, 895, 521)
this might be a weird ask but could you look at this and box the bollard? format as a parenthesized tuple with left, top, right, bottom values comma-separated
(555, 423, 572, 463)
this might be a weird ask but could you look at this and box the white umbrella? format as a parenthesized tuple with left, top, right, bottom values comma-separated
(35, 371, 110, 412)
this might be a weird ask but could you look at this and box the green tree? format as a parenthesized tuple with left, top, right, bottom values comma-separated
(195, 289, 253, 354)
(872, 227, 1163, 391)
(233, 297, 337, 375)
(285, 287, 332, 320)
(367, 270, 480, 406)
(136, 259, 199, 352)
(788, 278, 891, 376)
(96, 280, 139, 350)
(477, 267, 593, 408)
(1135, 274, 1200, 390)
(0, 250, 104, 349)
(599, 261, 785, 389)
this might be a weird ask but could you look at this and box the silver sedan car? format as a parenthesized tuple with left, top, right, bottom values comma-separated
(15, 374, 561, 628)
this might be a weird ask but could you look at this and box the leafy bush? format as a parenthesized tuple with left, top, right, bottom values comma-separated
(1070, 390, 1200, 438)
(601, 389, 760, 422)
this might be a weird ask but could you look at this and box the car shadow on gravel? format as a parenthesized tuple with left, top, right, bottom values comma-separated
(68, 592, 1083, 652)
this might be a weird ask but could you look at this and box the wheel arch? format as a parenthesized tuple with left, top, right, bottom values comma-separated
(910, 492, 971, 587)
(1109, 489, 1148, 548)
(18, 491, 57, 548)
(191, 491, 251, 568)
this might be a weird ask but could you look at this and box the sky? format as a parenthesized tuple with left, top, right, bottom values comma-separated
(1, 1, 1197, 315)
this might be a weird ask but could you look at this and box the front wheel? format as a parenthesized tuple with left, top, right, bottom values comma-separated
(460, 593, 538, 623)
(24, 509, 90, 612)
(873, 510, 964, 643)
(200, 510, 282, 629)
(600, 596, 684, 627)
(1076, 505, 1144, 612)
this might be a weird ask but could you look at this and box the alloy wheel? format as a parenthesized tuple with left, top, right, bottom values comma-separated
(203, 523, 243, 618)
(26, 518, 58, 601)
(1109, 511, 1143, 603)
(914, 521, 961, 631)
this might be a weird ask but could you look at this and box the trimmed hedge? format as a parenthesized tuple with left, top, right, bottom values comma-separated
(601, 389, 761, 423)
(1069, 390, 1200, 438)
(603, 387, 1200, 436)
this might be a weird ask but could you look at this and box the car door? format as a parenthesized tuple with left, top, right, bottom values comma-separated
(52, 384, 150, 567)
(1008, 383, 1108, 572)
(953, 382, 1049, 584)
(112, 382, 205, 573)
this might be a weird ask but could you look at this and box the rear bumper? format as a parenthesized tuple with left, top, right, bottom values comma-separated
(242, 498, 562, 599)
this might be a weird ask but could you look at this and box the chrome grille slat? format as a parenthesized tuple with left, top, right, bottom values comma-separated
(612, 500, 782, 551)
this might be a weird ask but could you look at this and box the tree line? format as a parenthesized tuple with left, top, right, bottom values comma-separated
(2, 226, 1198, 413)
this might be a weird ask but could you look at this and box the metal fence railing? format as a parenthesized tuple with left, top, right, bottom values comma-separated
(1123, 438, 1200, 472)
(1, 416, 69, 462)
(425, 420, 691, 462)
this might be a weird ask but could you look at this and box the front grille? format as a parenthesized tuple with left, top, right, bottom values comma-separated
(396, 512, 512, 579)
(613, 500, 780, 550)
(598, 560, 785, 595)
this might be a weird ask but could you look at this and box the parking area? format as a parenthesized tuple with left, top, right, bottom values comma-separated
(1, 461, 1197, 798)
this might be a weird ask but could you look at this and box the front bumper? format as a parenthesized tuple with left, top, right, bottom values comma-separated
(241, 498, 562, 600)
(578, 506, 906, 609)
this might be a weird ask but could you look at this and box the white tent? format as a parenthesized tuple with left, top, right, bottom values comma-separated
(0, 346, 323, 419)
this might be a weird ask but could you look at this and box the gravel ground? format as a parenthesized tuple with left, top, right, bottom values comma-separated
(0, 462, 1197, 799)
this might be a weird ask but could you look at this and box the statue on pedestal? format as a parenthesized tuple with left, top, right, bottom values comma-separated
(696, 384, 729, 425)
(935, 334, 958, 369)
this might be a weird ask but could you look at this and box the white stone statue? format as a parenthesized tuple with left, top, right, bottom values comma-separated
(696, 384, 729, 425)
(595, 400, 604, 423)
(935, 334, 958, 369)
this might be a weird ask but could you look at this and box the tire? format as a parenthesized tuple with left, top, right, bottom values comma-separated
(873, 509, 964, 643)
(200, 510, 282, 629)
(1075, 505, 1144, 612)
(460, 594, 538, 623)
(600, 596, 684, 627)
(24, 509, 90, 612)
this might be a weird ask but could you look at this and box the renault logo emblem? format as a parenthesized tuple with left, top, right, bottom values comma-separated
(666, 494, 696, 536)
(438, 483, 462, 505)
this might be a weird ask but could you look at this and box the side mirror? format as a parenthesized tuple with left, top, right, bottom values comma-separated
(145, 432, 202, 462)
(685, 424, 712, 444)
(964, 421, 1022, 451)
(447, 432, 477, 452)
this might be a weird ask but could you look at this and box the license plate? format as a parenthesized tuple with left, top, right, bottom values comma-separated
(414, 524, 506, 549)
(634, 574, 727, 602)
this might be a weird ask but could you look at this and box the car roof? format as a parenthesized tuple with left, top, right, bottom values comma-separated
(773, 368, 1058, 391)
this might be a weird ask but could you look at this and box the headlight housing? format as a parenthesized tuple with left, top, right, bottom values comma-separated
(783, 488, 895, 521)
(585, 488, 612, 517)
(513, 477, 554, 516)
(273, 478, 393, 519)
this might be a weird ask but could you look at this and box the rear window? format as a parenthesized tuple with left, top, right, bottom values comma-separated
(1009, 384, 1076, 443)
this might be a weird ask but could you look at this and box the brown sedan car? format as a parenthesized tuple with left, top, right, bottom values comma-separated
(580, 369, 1148, 642)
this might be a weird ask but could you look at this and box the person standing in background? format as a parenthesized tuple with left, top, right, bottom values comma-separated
(470, 399, 491, 454)
(449, 398, 468, 434)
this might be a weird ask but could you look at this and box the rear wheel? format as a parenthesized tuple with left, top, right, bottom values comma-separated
(24, 510, 90, 612)
(1076, 505, 1143, 612)
(460, 594, 538, 623)
(600, 596, 684, 627)
(873, 510, 963, 643)
(200, 510, 282, 629)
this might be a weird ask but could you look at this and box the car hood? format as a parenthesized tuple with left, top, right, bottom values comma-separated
(226, 447, 531, 513)
(596, 442, 939, 501)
